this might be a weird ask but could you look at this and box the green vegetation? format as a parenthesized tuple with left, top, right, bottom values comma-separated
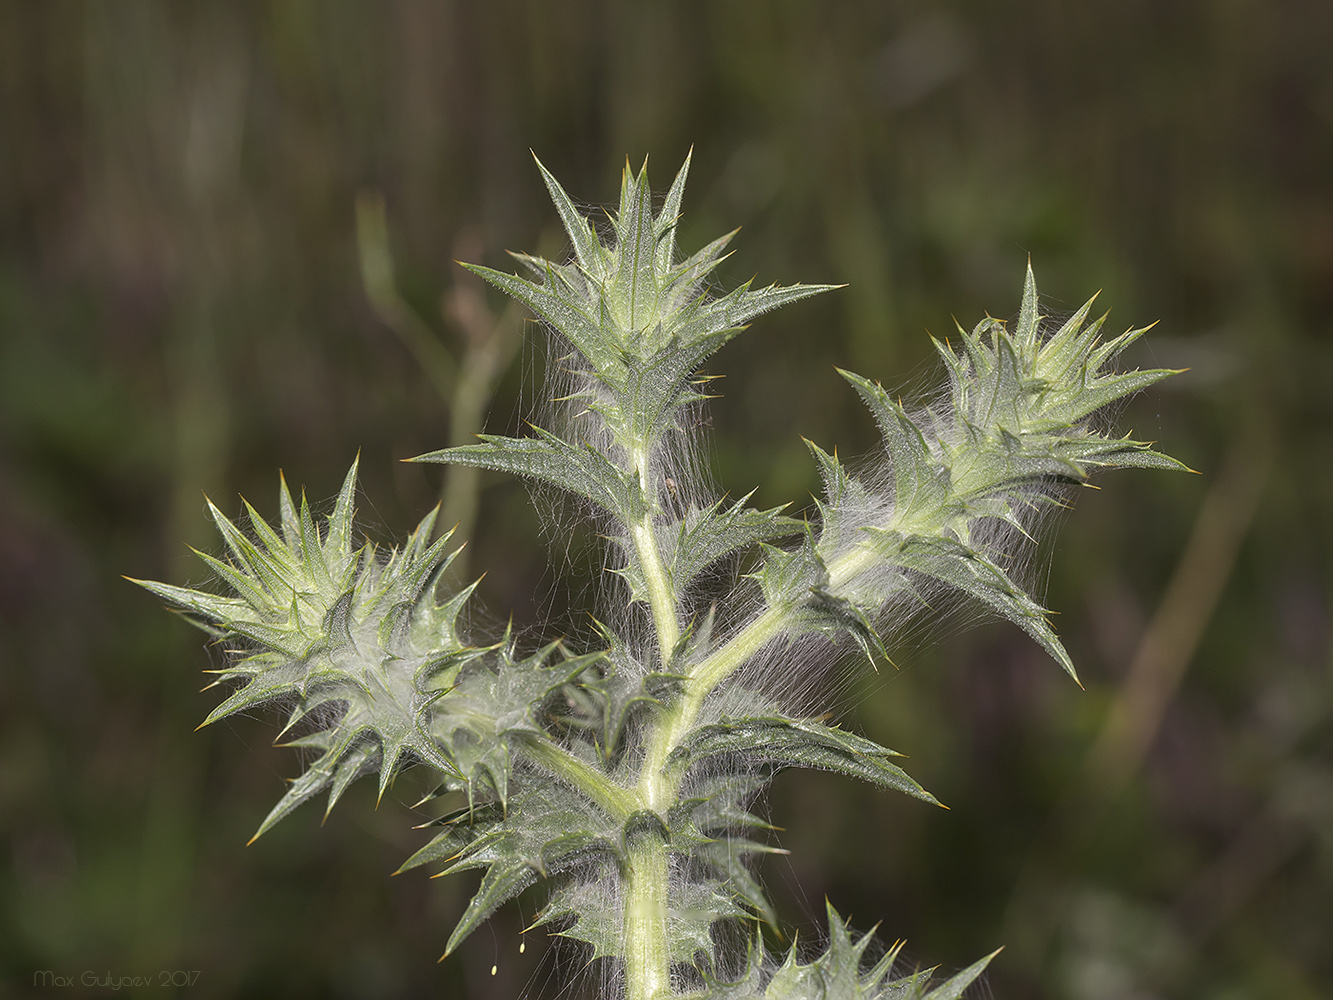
(136, 155, 1180, 997)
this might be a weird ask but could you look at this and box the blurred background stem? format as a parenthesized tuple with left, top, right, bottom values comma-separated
(356, 191, 519, 576)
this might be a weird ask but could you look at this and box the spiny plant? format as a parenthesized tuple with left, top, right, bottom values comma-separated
(133, 152, 1182, 999)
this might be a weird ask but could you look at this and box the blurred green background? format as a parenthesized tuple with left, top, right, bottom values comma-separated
(2, 2, 1330, 997)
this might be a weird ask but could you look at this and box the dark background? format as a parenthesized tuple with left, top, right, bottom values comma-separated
(2, 2, 1330, 998)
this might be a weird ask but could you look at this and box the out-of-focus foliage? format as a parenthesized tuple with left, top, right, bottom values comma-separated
(1, 2, 1329, 998)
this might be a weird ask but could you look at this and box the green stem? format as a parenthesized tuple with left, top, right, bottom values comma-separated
(623, 434, 929, 995)
(638, 604, 784, 810)
(520, 726, 672, 997)
(623, 835, 671, 1000)
(622, 440, 678, 997)
(639, 518, 921, 804)
(516, 732, 637, 820)
(630, 445, 680, 666)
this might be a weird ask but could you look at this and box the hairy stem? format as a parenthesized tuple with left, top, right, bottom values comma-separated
(622, 438, 681, 995)
(623, 517, 900, 997)
(623, 835, 671, 1000)
(516, 733, 637, 820)
(639, 604, 785, 809)
(631, 444, 680, 666)
(640, 521, 904, 793)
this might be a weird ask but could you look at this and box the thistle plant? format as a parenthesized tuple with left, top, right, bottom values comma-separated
(134, 152, 1182, 999)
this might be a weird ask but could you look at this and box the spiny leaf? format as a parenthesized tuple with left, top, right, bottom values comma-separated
(451, 154, 837, 502)
(752, 529, 828, 608)
(674, 496, 805, 591)
(655, 147, 692, 274)
(430, 641, 606, 807)
(1015, 258, 1040, 357)
(763, 902, 891, 999)
(446, 860, 541, 958)
(914, 949, 1001, 1000)
(669, 715, 939, 806)
(693, 837, 781, 928)
(538, 873, 744, 967)
(130, 578, 249, 629)
(134, 463, 479, 836)
(614, 494, 803, 607)
(411, 429, 646, 526)
(462, 263, 621, 374)
(609, 157, 659, 333)
(326, 456, 360, 561)
(818, 266, 1183, 683)
(667, 772, 784, 928)
(533, 152, 604, 277)
(836, 370, 950, 522)
(663, 230, 737, 309)
(400, 782, 622, 957)
(864, 528, 1076, 680)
